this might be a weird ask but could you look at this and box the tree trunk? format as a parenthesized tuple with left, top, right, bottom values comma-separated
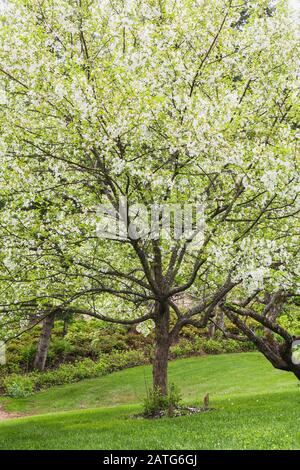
(152, 304, 170, 396)
(62, 319, 69, 337)
(292, 367, 300, 381)
(34, 312, 55, 371)
(208, 307, 224, 338)
(280, 338, 300, 381)
(263, 291, 285, 344)
(208, 322, 215, 338)
(218, 310, 225, 330)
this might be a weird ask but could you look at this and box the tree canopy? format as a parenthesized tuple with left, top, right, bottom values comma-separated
(0, 0, 299, 389)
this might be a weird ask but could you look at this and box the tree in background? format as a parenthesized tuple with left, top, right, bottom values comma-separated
(220, 290, 300, 379)
(0, 0, 299, 390)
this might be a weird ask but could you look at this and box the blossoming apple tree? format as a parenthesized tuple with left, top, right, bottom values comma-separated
(0, 0, 299, 389)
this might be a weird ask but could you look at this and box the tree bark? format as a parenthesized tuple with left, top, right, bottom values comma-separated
(62, 319, 69, 337)
(208, 322, 215, 338)
(224, 308, 300, 381)
(280, 339, 300, 381)
(152, 304, 170, 396)
(218, 310, 225, 330)
(208, 307, 224, 338)
(263, 291, 286, 344)
(33, 312, 56, 371)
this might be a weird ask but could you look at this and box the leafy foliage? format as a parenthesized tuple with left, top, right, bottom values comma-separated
(143, 384, 182, 416)
(2, 350, 147, 397)
(0, 0, 299, 387)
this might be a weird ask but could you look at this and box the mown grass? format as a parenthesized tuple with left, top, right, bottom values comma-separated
(1, 353, 296, 415)
(0, 352, 299, 450)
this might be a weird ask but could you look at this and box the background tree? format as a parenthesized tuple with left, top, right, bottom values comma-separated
(0, 0, 299, 393)
(220, 290, 300, 379)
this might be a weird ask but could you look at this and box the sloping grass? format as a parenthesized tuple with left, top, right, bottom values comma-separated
(1, 352, 297, 415)
(0, 391, 299, 450)
(0, 352, 299, 450)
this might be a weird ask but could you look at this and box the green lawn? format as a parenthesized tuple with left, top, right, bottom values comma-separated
(0, 352, 299, 450)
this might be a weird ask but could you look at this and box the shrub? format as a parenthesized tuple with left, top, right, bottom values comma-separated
(1, 349, 147, 397)
(222, 339, 243, 353)
(0, 362, 22, 376)
(50, 338, 75, 357)
(143, 383, 182, 416)
(90, 336, 128, 354)
(202, 339, 224, 354)
(169, 336, 253, 359)
(167, 383, 182, 408)
(2, 374, 35, 398)
(19, 344, 37, 366)
(170, 339, 195, 358)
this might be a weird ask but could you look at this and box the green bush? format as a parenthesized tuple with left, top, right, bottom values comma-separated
(203, 339, 226, 354)
(48, 338, 75, 361)
(4, 319, 145, 370)
(170, 339, 196, 358)
(169, 336, 250, 358)
(222, 339, 243, 353)
(2, 374, 35, 398)
(143, 384, 182, 416)
(1, 350, 147, 397)
(19, 344, 37, 365)
(52, 338, 74, 355)
(0, 362, 22, 376)
(167, 383, 182, 408)
(90, 336, 128, 354)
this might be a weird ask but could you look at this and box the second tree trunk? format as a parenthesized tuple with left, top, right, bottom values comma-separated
(33, 312, 56, 371)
